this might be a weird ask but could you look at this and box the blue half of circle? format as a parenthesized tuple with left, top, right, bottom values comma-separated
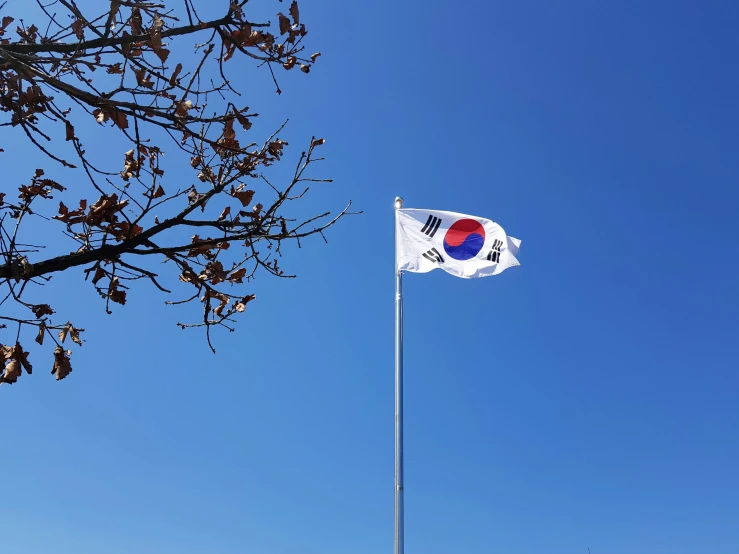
(443, 233, 485, 260)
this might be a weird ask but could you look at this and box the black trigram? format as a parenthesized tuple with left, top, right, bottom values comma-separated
(420, 214, 443, 238)
(422, 247, 444, 264)
(486, 239, 503, 263)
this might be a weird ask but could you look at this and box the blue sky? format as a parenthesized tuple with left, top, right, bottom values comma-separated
(2, 1, 739, 553)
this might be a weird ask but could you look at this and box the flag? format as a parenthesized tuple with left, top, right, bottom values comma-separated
(396, 208, 521, 278)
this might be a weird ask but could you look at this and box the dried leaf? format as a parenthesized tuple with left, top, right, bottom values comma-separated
(135, 68, 154, 89)
(108, 1, 121, 28)
(69, 325, 83, 346)
(267, 139, 288, 158)
(92, 266, 105, 285)
(31, 304, 54, 318)
(2, 343, 33, 379)
(16, 344, 32, 374)
(35, 321, 46, 345)
(311, 138, 326, 147)
(65, 121, 75, 141)
(71, 18, 84, 40)
(107, 62, 123, 74)
(151, 184, 165, 199)
(3, 359, 20, 384)
(289, 1, 300, 25)
(310, 52, 321, 62)
(114, 221, 143, 239)
(300, 64, 310, 73)
(234, 294, 256, 312)
(176, 99, 193, 118)
(130, 7, 142, 35)
(109, 289, 127, 305)
(235, 113, 252, 131)
(218, 206, 231, 221)
(169, 62, 183, 86)
(228, 267, 246, 283)
(231, 187, 255, 207)
(93, 109, 108, 124)
(154, 47, 170, 64)
(1, 17, 14, 31)
(113, 111, 129, 129)
(51, 346, 72, 381)
(58, 324, 69, 344)
(208, 291, 229, 316)
(278, 13, 291, 35)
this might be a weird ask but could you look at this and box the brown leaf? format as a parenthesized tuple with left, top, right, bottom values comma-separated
(65, 120, 75, 141)
(235, 113, 252, 131)
(223, 118, 236, 141)
(114, 221, 143, 239)
(289, 1, 300, 25)
(58, 324, 69, 344)
(51, 346, 72, 381)
(93, 109, 108, 124)
(1, 17, 14, 31)
(267, 139, 288, 158)
(92, 266, 106, 285)
(130, 7, 142, 35)
(3, 343, 33, 378)
(108, 1, 121, 27)
(107, 62, 123, 74)
(283, 56, 296, 70)
(228, 267, 246, 283)
(300, 64, 310, 73)
(218, 206, 231, 221)
(134, 68, 154, 89)
(17, 344, 32, 374)
(113, 111, 129, 129)
(31, 304, 54, 318)
(3, 359, 20, 384)
(234, 294, 256, 312)
(151, 184, 165, 199)
(110, 289, 127, 305)
(169, 62, 183, 86)
(69, 325, 83, 346)
(311, 138, 325, 147)
(231, 187, 254, 207)
(35, 321, 46, 345)
(71, 18, 84, 40)
(176, 99, 193, 118)
(207, 291, 229, 316)
(154, 47, 170, 64)
(278, 13, 291, 35)
(310, 52, 321, 62)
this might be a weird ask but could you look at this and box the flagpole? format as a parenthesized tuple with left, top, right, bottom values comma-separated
(394, 197, 404, 554)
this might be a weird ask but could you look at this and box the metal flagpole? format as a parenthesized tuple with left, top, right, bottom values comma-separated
(394, 197, 404, 554)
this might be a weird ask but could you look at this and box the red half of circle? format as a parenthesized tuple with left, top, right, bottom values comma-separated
(444, 219, 485, 247)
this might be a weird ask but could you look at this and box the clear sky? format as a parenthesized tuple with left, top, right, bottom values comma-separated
(2, 1, 738, 553)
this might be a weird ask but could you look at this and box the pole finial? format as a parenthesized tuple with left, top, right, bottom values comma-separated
(394, 197, 403, 210)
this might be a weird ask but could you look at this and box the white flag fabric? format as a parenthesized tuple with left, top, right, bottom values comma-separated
(396, 208, 521, 279)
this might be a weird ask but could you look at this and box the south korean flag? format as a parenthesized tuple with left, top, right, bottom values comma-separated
(396, 208, 521, 279)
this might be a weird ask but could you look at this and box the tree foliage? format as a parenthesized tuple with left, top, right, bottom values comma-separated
(0, 0, 352, 385)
